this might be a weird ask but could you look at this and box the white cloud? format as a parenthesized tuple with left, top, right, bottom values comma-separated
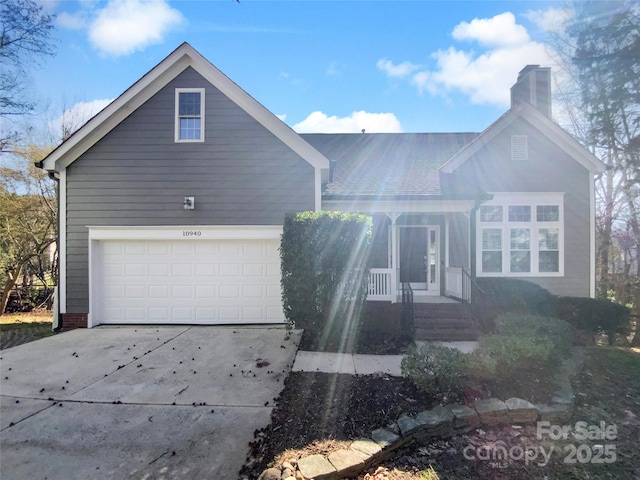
(57, 11, 88, 30)
(326, 61, 343, 77)
(376, 58, 420, 78)
(524, 7, 574, 34)
(88, 0, 185, 56)
(292, 111, 402, 133)
(452, 12, 530, 47)
(50, 99, 113, 137)
(379, 12, 558, 108)
(276, 113, 287, 122)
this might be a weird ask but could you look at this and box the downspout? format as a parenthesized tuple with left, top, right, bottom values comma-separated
(36, 161, 63, 332)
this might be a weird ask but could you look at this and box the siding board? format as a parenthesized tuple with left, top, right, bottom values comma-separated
(65, 67, 315, 313)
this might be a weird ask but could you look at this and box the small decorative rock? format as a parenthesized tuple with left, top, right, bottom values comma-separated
(328, 449, 367, 477)
(414, 406, 454, 439)
(536, 403, 572, 422)
(257, 467, 281, 480)
(297, 454, 336, 480)
(446, 404, 480, 432)
(505, 398, 539, 423)
(396, 414, 421, 437)
(350, 439, 382, 458)
(474, 398, 509, 425)
(371, 428, 400, 449)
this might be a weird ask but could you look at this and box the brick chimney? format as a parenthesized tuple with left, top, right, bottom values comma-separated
(510, 65, 551, 118)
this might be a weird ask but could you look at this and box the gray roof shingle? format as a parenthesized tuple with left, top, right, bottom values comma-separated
(301, 132, 479, 198)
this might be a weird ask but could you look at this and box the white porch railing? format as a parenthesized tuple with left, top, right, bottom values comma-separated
(445, 267, 464, 299)
(367, 268, 392, 301)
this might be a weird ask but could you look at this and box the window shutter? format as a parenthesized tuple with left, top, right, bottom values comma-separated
(511, 135, 528, 161)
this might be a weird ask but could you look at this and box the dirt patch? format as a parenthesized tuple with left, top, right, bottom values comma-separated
(0, 310, 53, 325)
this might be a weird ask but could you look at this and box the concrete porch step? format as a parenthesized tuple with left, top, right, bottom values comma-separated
(413, 312, 480, 341)
(414, 327, 480, 342)
(413, 303, 473, 319)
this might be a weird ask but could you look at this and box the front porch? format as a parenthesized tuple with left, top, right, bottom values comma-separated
(364, 212, 475, 304)
(368, 266, 473, 303)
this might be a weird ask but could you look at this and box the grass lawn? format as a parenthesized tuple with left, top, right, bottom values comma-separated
(243, 345, 640, 479)
(0, 310, 55, 350)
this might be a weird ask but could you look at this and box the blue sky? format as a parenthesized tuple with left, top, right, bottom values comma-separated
(28, 0, 572, 136)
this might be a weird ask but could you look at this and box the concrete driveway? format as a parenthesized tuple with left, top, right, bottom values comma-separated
(0, 326, 300, 480)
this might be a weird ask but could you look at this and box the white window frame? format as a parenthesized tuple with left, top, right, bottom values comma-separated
(477, 193, 564, 277)
(175, 88, 205, 142)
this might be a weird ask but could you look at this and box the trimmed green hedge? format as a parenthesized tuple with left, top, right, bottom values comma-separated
(556, 296, 630, 344)
(280, 211, 372, 348)
(494, 313, 573, 357)
(475, 278, 557, 317)
(401, 343, 467, 402)
(467, 334, 558, 383)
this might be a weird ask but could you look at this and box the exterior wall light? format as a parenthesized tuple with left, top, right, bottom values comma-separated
(184, 196, 195, 210)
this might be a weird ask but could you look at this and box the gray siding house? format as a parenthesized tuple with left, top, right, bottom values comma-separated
(41, 43, 605, 328)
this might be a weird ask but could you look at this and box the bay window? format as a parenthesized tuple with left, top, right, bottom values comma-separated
(478, 194, 563, 276)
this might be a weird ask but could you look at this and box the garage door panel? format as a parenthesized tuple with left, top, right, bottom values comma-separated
(195, 264, 216, 277)
(171, 264, 193, 276)
(96, 237, 284, 325)
(171, 242, 193, 255)
(219, 307, 240, 322)
(243, 285, 263, 297)
(149, 307, 170, 321)
(195, 285, 216, 298)
(219, 264, 240, 276)
(148, 286, 169, 298)
(148, 243, 170, 255)
(125, 286, 145, 299)
(219, 285, 240, 298)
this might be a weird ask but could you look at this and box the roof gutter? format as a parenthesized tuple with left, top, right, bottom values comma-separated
(322, 193, 494, 202)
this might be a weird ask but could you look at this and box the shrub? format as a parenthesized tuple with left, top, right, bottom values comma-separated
(475, 278, 557, 321)
(401, 343, 467, 401)
(280, 211, 372, 348)
(494, 313, 573, 357)
(467, 334, 557, 383)
(555, 296, 630, 344)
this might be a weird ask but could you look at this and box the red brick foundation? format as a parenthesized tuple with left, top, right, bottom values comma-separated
(61, 313, 88, 329)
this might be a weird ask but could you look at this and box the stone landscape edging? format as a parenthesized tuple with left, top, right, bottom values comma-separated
(255, 353, 580, 480)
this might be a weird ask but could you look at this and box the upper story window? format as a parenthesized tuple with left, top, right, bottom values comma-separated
(175, 88, 205, 142)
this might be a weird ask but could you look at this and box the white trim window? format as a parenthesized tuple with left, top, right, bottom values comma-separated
(175, 88, 205, 142)
(478, 193, 564, 277)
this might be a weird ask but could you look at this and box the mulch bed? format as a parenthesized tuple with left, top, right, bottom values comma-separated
(241, 347, 640, 480)
(240, 369, 556, 479)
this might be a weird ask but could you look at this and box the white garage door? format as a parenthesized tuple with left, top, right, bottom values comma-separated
(94, 238, 284, 325)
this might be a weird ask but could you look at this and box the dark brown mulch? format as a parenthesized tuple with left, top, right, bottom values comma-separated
(240, 366, 558, 479)
(240, 372, 441, 478)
